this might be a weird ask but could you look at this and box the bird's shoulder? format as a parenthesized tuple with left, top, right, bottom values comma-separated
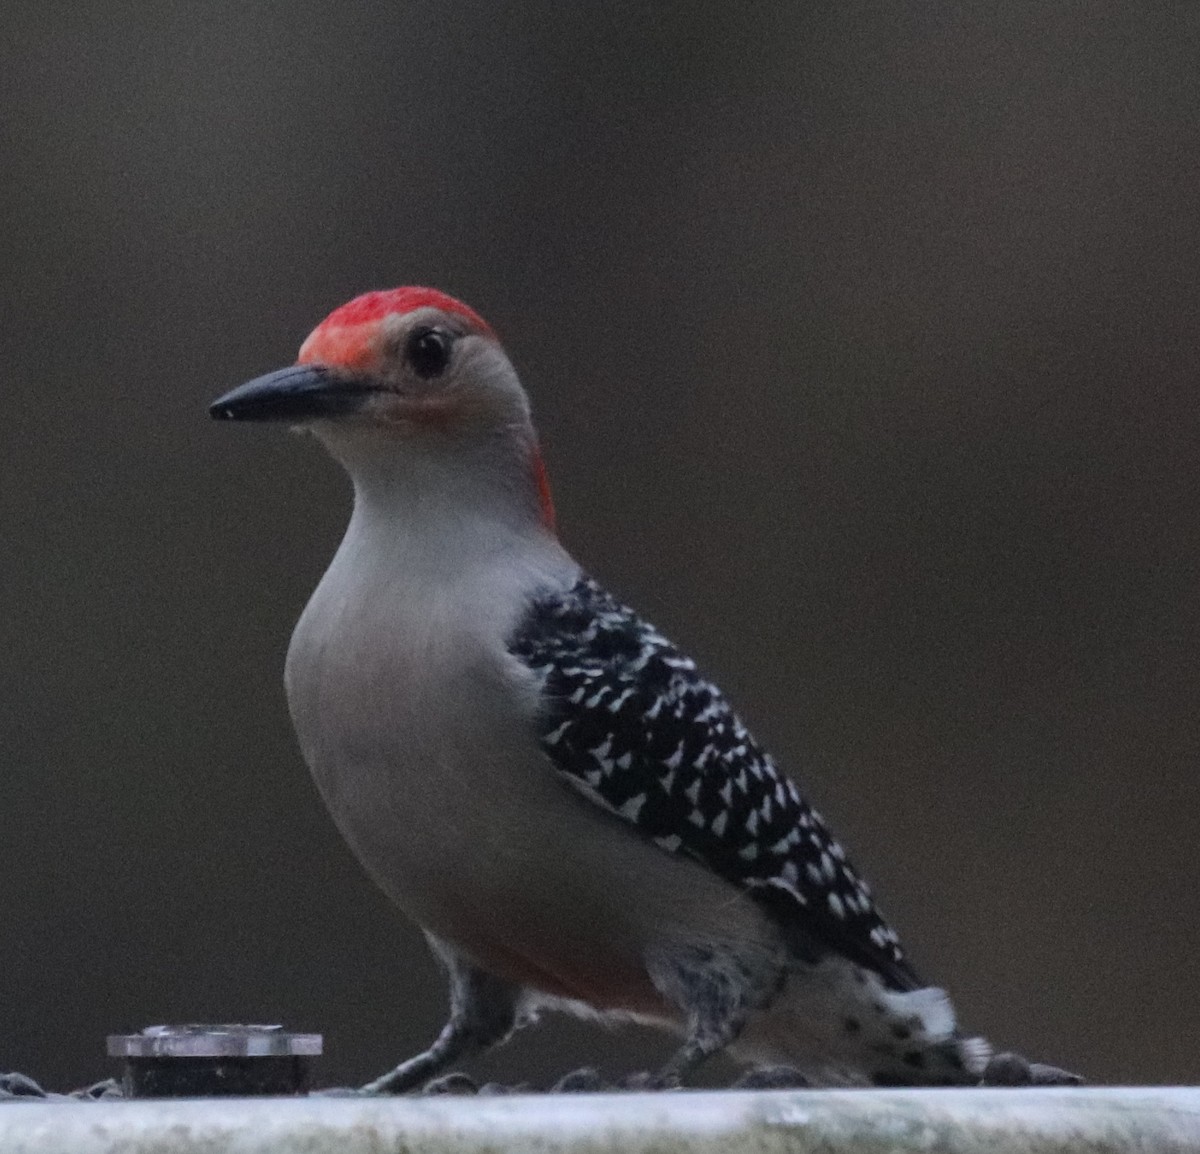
(506, 574, 918, 989)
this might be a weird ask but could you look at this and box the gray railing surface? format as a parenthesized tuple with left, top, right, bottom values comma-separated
(1, 1087, 1199, 1154)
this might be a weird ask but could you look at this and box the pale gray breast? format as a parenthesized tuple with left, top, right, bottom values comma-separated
(282, 522, 580, 924)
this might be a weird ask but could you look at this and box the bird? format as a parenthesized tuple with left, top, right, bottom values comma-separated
(209, 286, 992, 1092)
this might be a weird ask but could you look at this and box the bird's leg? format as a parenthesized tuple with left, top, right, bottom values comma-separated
(645, 942, 781, 1088)
(360, 1019, 473, 1095)
(654, 1011, 745, 1088)
(362, 941, 522, 1095)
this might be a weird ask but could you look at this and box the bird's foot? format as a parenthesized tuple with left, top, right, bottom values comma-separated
(70, 1078, 122, 1101)
(478, 1081, 533, 1095)
(358, 1057, 441, 1095)
(981, 1051, 1084, 1087)
(326, 1068, 482, 1097)
(549, 1067, 604, 1093)
(422, 1072, 478, 1095)
(616, 1069, 681, 1091)
(733, 1064, 810, 1090)
(0, 1073, 49, 1101)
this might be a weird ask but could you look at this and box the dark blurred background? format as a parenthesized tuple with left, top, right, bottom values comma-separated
(1, 2, 1198, 1090)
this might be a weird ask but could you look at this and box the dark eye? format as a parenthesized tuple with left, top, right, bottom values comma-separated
(406, 327, 453, 378)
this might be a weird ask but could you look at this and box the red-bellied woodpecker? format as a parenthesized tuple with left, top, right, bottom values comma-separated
(210, 287, 991, 1092)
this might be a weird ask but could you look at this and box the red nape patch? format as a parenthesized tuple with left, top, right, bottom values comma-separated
(314, 287, 495, 338)
(530, 446, 557, 534)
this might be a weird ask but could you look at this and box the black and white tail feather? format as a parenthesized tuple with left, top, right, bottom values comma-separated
(509, 575, 989, 1085)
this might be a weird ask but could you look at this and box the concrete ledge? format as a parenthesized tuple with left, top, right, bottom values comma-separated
(0, 1087, 1198, 1154)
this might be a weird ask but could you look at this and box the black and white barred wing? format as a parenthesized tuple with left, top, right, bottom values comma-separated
(507, 576, 918, 991)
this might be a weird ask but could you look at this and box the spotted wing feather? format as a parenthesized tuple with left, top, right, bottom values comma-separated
(508, 576, 919, 991)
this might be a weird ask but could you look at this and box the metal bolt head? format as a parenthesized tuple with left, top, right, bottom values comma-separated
(108, 1024, 322, 1059)
(107, 1025, 323, 1097)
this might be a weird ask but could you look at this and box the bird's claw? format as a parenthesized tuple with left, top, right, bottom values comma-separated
(478, 1081, 533, 1095)
(981, 1051, 1084, 1087)
(733, 1064, 810, 1090)
(0, 1073, 48, 1100)
(620, 1069, 682, 1091)
(70, 1078, 123, 1100)
(550, 1067, 604, 1093)
(422, 1072, 478, 1095)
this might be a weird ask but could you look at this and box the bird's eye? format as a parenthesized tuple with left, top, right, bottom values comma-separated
(406, 327, 453, 379)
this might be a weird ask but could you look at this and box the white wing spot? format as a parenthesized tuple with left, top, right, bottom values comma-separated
(608, 687, 636, 711)
(619, 794, 646, 821)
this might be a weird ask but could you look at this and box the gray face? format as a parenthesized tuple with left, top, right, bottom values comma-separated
(210, 306, 530, 441)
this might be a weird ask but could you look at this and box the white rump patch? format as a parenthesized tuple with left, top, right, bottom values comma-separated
(733, 959, 991, 1085)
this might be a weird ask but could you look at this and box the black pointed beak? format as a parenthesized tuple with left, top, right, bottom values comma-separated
(209, 364, 378, 422)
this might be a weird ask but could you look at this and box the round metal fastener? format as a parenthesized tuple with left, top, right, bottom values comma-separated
(107, 1025, 322, 1097)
